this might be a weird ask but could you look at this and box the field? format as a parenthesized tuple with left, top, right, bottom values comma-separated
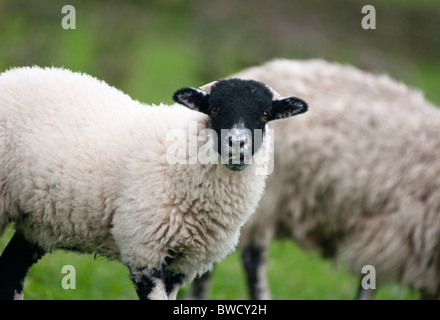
(0, 226, 420, 299)
(0, 0, 439, 299)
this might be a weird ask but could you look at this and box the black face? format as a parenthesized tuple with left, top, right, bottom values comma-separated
(208, 80, 273, 169)
(173, 78, 308, 171)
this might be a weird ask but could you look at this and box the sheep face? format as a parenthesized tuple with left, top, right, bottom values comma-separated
(173, 78, 307, 171)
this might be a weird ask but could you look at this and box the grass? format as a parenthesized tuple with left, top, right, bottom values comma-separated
(0, 227, 419, 300)
(186, 240, 419, 300)
(410, 60, 440, 105)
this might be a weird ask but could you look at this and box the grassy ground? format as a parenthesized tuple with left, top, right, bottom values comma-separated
(0, 226, 419, 300)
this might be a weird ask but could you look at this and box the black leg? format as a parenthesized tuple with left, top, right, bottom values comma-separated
(420, 290, 437, 300)
(129, 249, 185, 300)
(242, 243, 270, 300)
(165, 272, 185, 300)
(0, 232, 45, 300)
(129, 268, 166, 300)
(355, 276, 375, 300)
(164, 249, 185, 300)
(187, 271, 213, 300)
(129, 272, 154, 300)
(129, 268, 185, 300)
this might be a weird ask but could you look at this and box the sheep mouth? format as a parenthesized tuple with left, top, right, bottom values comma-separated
(221, 152, 249, 171)
(225, 163, 248, 171)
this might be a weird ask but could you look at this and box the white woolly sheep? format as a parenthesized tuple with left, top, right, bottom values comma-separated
(189, 58, 440, 300)
(0, 66, 307, 300)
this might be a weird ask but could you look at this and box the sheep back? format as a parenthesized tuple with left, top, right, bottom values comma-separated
(233, 59, 440, 293)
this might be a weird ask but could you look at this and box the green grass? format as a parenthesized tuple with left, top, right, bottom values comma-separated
(181, 240, 419, 300)
(0, 226, 136, 300)
(410, 60, 440, 106)
(125, 35, 201, 105)
(0, 227, 418, 300)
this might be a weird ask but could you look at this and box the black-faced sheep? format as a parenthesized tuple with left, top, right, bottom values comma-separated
(0, 67, 307, 300)
(189, 58, 440, 300)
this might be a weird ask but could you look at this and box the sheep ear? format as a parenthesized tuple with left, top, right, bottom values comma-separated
(267, 85, 281, 99)
(199, 81, 218, 93)
(270, 97, 308, 120)
(173, 88, 210, 112)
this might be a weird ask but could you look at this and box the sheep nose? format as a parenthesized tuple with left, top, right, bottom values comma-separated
(228, 136, 248, 148)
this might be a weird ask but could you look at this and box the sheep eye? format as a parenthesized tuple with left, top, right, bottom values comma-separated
(261, 110, 270, 122)
(210, 106, 219, 116)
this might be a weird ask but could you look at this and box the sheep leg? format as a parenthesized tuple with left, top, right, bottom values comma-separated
(0, 232, 45, 300)
(129, 255, 185, 300)
(129, 268, 168, 300)
(186, 271, 213, 300)
(164, 272, 185, 300)
(420, 290, 440, 300)
(242, 242, 270, 300)
(355, 277, 375, 300)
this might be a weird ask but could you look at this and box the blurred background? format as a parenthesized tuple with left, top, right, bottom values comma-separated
(0, 0, 439, 299)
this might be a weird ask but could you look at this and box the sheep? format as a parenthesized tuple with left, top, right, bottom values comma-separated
(0, 66, 308, 300)
(188, 58, 440, 300)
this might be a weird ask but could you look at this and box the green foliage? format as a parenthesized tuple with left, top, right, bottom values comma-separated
(0, 229, 419, 299)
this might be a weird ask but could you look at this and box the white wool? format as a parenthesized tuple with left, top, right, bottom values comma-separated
(232, 59, 440, 298)
(0, 66, 267, 282)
